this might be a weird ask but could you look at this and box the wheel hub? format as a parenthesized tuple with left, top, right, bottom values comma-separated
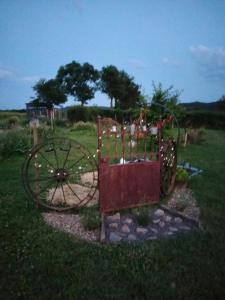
(54, 168, 69, 182)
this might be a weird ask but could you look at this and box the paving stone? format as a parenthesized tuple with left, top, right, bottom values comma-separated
(123, 218, 133, 225)
(154, 209, 165, 218)
(109, 222, 118, 230)
(164, 215, 172, 222)
(159, 221, 165, 228)
(152, 219, 160, 224)
(147, 236, 157, 240)
(164, 231, 174, 236)
(174, 217, 183, 224)
(151, 228, 158, 234)
(109, 232, 122, 243)
(127, 234, 137, 241)
(121, 224, 130, 233)
(180, 225, 191, 231)
(136, 227, 148, 234)
(107, 213, 120, 222)
(169, 226, 178, 232)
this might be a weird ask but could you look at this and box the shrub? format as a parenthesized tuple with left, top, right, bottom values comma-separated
(70, 121, 96, 132)
(0, 129, 31, 158)
(133, 206, 150, 226)
(67, 106, 90, 123)
(187, 128, 206, 144)
(176, 168, 189, 182)
(8, 116, 20, 127)
(54, 119, 68, 127)
(80, 206, 101, 230)
(175, 194, 191, 211)
(0, 119, 8, 129)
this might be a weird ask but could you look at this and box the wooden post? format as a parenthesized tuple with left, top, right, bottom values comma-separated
(30, 118, 40, 207)
(50, 110, 54, 131)
(33, 125, 38, 147)
(184, 131, 188, 147)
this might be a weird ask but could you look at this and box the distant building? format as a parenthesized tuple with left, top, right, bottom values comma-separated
(26, 103, 65, 119)
(26, 102, 48, 117)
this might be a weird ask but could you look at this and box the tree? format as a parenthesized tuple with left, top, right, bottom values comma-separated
(100, 66, 141, 109)
(217, 95, 225, 111)
(116, 71, 141, 109)
(100, 65, 120, 108)
(32, 78, 67, 109)
(56, 61, 99, 106)
(151, 82, 184, 120)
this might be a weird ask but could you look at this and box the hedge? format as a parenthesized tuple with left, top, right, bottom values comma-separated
(181, 111, 225, 129)
(67, 106, 225, 130)
(67, 106, 138, 123)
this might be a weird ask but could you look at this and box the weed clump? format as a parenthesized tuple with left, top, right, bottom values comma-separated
(132, 206, 151, 227)
(80, 205, 101, 230)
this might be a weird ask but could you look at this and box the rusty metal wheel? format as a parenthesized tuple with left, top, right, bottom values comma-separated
(160, 139, 177, 196)
(22, 138, 98, 211)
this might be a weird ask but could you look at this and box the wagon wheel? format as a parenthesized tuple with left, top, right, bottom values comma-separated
(22, 138, 98, 211)
(160, 139, 177, 195)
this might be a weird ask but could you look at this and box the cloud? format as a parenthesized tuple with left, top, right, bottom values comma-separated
(127, 58, 147, 69)
(0, 64, 41, 84)
(162, 57, 180, 67)
(0, 67, 13, 79)
(190, 45, 225, 79)
(21, 76, 40, 83)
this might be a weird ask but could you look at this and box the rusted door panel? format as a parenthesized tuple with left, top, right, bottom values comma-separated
(99, 161, 160, 212)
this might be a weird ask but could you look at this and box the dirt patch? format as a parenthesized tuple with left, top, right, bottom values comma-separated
(80, 171, 98, 187)
(47, 171, 98, 207)
(47, 184, 98, 207)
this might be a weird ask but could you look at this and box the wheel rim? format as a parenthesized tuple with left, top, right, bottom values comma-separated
(160, 139, 177, 195)
(22, 138, 98, 211)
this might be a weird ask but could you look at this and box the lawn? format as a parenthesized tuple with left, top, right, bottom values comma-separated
(0, 128, 225, 300)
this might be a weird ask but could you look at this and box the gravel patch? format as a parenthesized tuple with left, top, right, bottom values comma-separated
(42, 212, 100, 242)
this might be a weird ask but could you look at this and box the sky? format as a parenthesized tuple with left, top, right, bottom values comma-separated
(0, 0, 225, 109)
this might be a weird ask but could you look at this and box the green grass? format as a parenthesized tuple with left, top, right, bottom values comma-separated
(0, 128, 225, 299)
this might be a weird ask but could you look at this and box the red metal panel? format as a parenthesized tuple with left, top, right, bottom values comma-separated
(99, 161, 160, 213)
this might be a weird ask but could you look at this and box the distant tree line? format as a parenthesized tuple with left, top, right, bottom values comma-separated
(30, 61, 142, 110)
(29, 59, 187, 119)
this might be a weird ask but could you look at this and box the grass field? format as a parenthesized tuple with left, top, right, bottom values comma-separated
(0, 127, 225, 300)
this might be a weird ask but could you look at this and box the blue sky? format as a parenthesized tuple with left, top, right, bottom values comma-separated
(0, 0, 225, 109)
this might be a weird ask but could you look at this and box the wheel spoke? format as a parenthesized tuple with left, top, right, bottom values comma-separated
(38, 151, 56, 170)
(50, 182, 59, 203)
(67, 154, 86, 170)
(68, 169, 94, 176)
(35, 178, 54, 196)
(65, 182, 82, 202)
(62, 144, 72, 169)
(53, 144, 59, 168)
(60, 183, 66, 204)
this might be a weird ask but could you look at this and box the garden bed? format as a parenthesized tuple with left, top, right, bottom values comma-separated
(42, 185, 201, 244)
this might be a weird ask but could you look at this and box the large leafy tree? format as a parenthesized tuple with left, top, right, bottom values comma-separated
(100, 65, 120, 108)
(56, 61, 99, 106)
(116, 71, 141, 109)
(100, 65, 141, 109)
(32, 78, 67, 109)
